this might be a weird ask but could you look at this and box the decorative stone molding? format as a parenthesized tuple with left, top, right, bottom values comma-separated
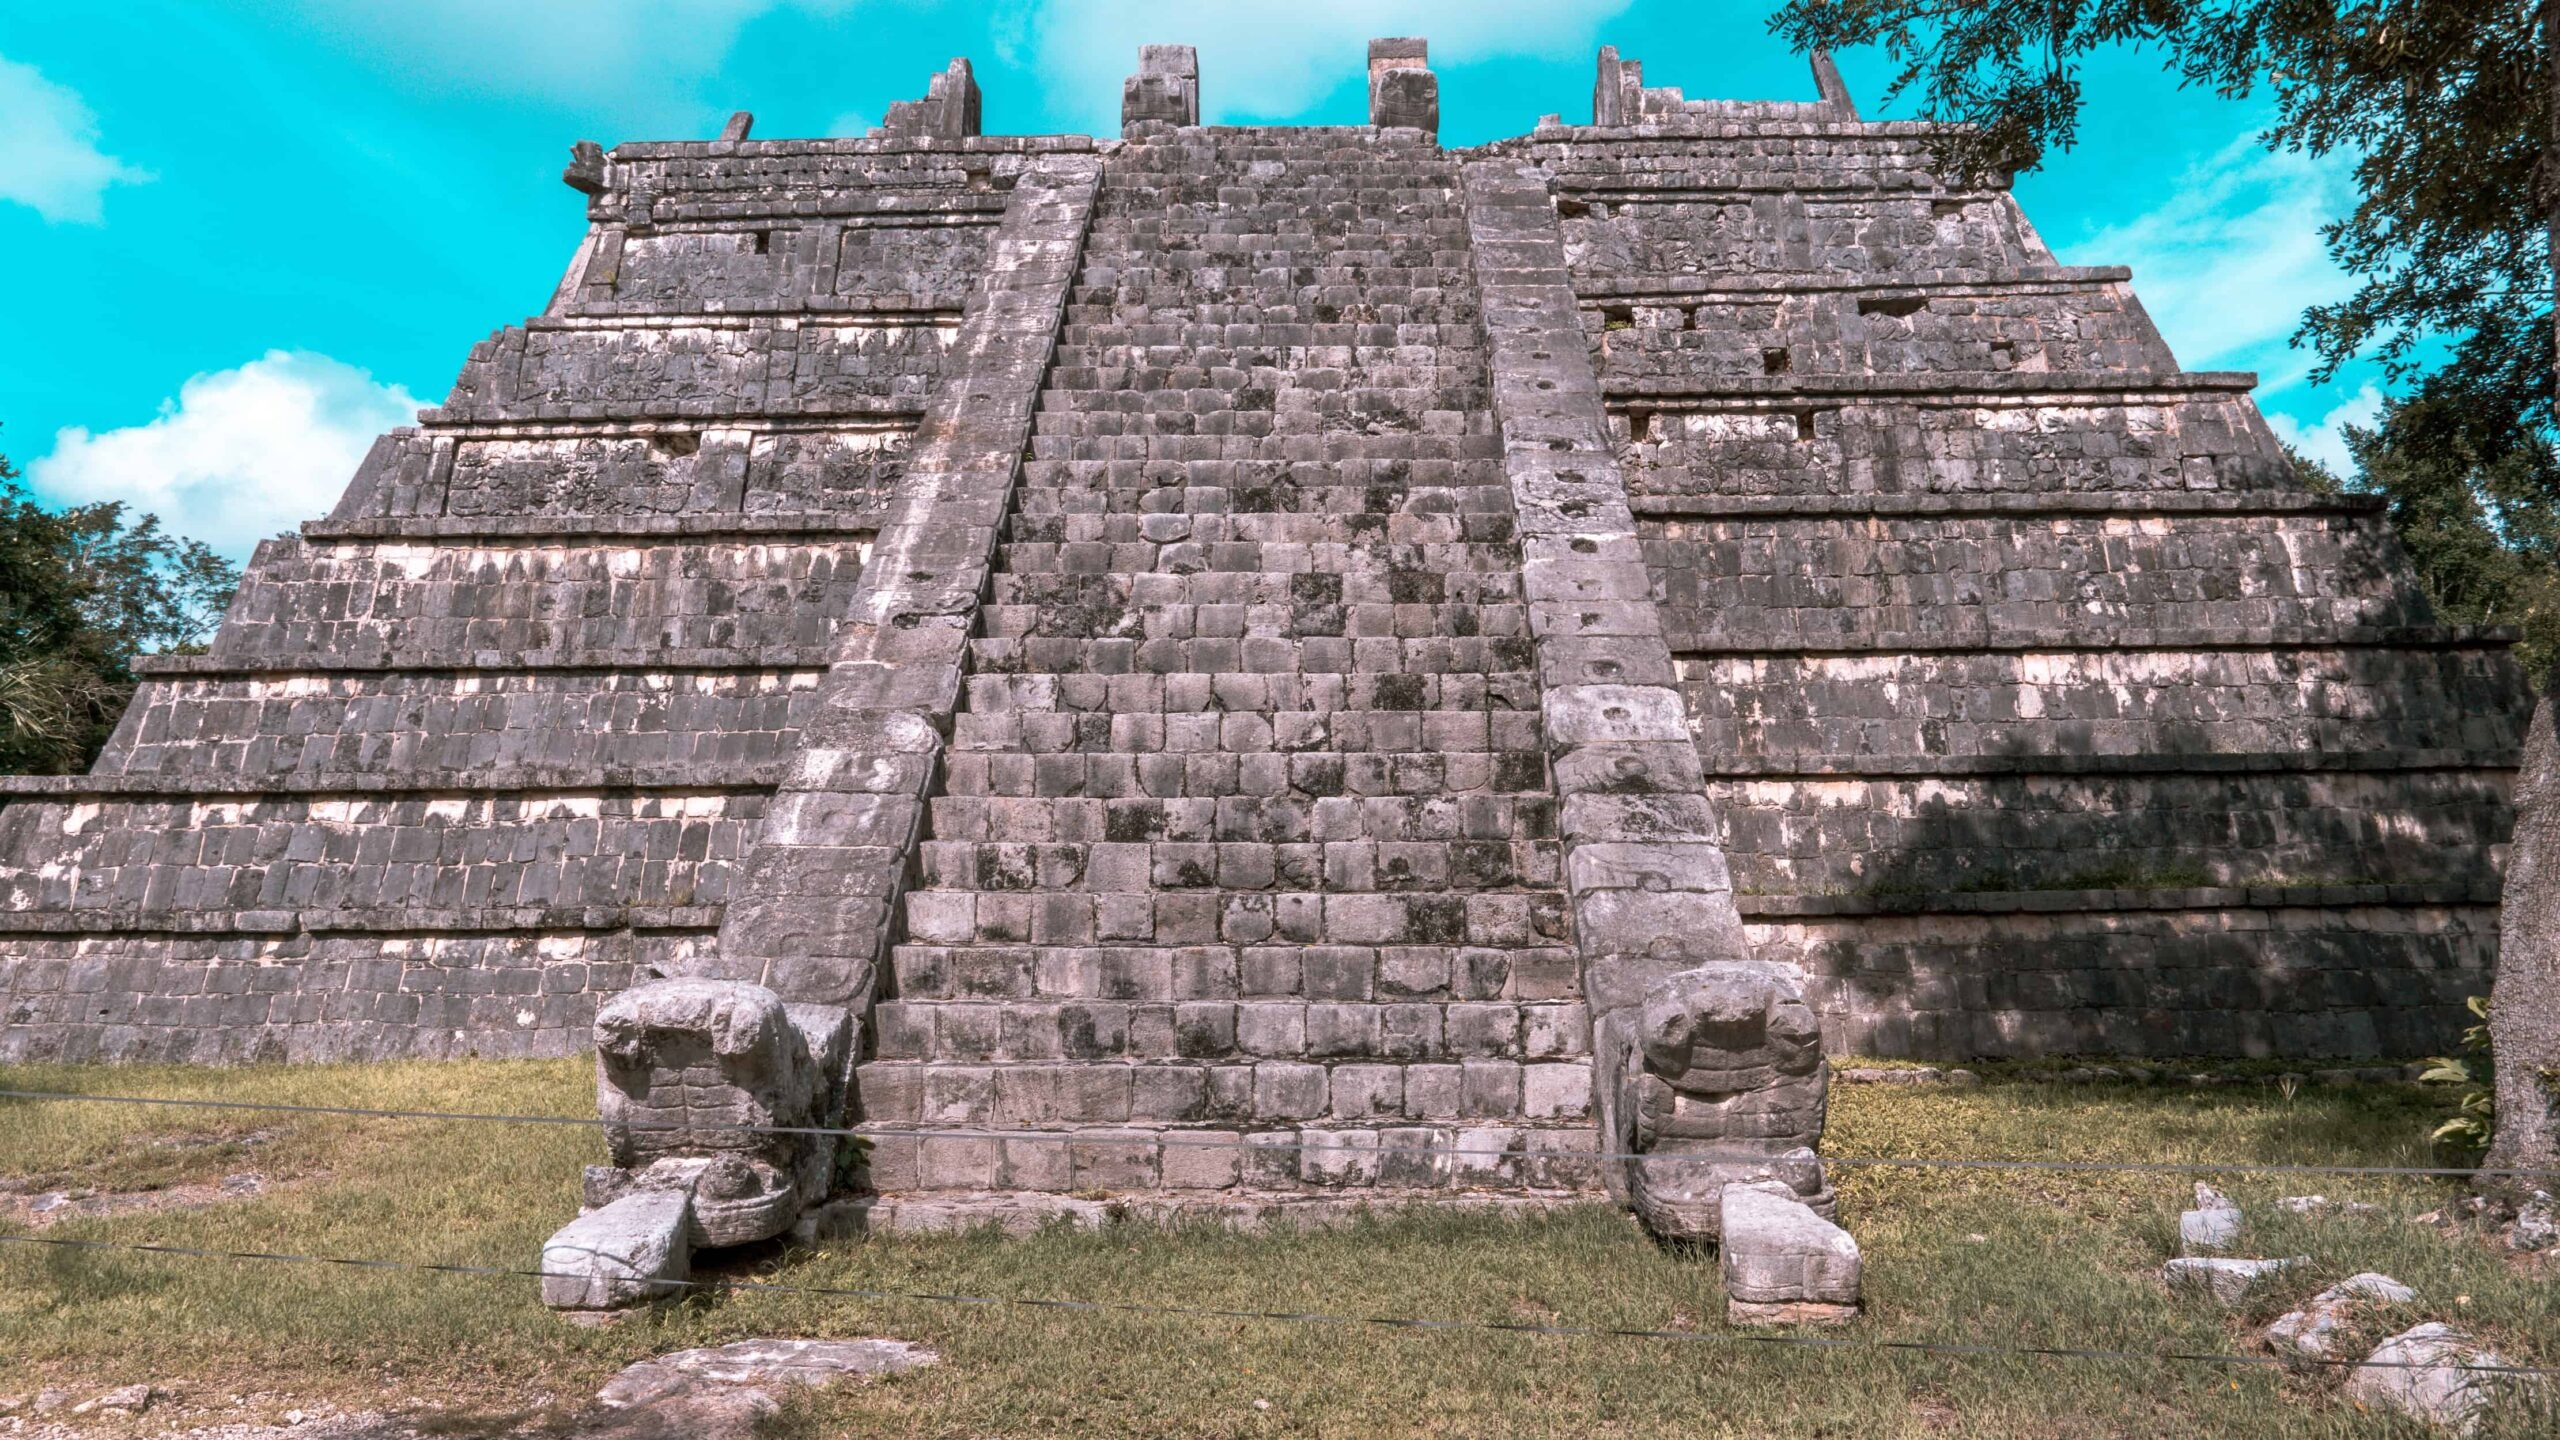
(1122, 45, 1199, 133)
(1368, 38, 1437, 136)
(879, 59, 982, 142)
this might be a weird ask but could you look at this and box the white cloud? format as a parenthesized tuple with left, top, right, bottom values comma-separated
(0, 55, 150, 223)
(2062, 136, 2356, 386)
(288, 1, 855, 107)
(30, 352, 424, 560)
(824, 111, 872, 137)
(2266, 381, 2383, 477)
(1019, 0, 1635, 130)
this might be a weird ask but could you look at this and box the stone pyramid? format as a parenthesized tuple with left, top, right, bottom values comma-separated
(0, 46, 2524, 1232)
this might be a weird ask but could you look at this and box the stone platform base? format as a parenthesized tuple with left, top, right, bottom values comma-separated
(793, 1188, 1598, 1240)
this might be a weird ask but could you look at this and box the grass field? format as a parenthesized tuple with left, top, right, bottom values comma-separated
(2, 1058, 2555, 1438)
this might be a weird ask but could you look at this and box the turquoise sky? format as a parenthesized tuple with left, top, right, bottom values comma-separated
(1, 1, 2385, 559)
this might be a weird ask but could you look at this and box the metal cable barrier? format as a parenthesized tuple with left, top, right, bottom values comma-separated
(3, 1231, 2556, 1381)
(4, 1087, 2556, 1180)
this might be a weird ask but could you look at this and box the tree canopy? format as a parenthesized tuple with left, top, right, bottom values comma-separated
(0, 427, 241, 773)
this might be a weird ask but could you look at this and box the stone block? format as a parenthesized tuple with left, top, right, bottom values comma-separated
(542, 1190, 693, 1312)
(1719, 1181, 1859, 1324)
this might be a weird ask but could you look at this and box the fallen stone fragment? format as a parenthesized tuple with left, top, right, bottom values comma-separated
(2162, 1256, 2307, 1307)
(2179, 1182, 2243, 1256)
(2275, 1195, 2384, 1218)
(597, 1338, 939, 1408)
(2343, 1322, 2531, 1434)
(581, 1339, 940, 1439)
(68, 1384, 157, 1417)
(2263, 1272, 2416, 1361)
(540, 1189, 692, 1312)
(1719, 1180, 1860, 1325)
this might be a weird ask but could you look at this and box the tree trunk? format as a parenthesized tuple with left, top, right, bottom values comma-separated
(2478, 0, 2560, 1202)
(2484, 687, 2560, 1198)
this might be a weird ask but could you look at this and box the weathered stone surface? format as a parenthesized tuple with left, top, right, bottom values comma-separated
(541, 1190, 693, 1311)
(2263, 1272, 2415, 1362)
(1719, 1179, 1860, 1323)
(2343, 1323, 2530, 1435)
(2162, 1255, 2307, 1308)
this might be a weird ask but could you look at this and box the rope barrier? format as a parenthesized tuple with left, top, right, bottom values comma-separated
(4, 1231, 2554, 1381)
(4, 1087, 2550, 1180)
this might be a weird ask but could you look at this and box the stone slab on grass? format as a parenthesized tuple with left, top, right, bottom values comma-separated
(598, 1338, 940, 1407)
(2161, 1255, 2306, 1307)
(540, 1190, 692, 1312)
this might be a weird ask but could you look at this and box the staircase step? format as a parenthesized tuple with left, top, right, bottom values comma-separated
(872, 1000, 1589, 1068)
(895, 879, 1567, 943)
(884, 943, 1581, 1003)
(857, 1056, 1593, 1128)
(860, 1119, 1600, 1195)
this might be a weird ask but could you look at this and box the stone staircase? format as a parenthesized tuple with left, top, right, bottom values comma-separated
(856, 128, 1598, 1201)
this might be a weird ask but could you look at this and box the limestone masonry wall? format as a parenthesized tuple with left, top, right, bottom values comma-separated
(0, 52, 2527, 1078)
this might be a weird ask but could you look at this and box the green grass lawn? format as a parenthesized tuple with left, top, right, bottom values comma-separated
(2, 1058, 2555, 1438)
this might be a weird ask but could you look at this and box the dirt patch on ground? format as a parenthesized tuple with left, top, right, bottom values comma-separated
(0, 1172, 288, 1230)
(0, 1129, 308, 1230)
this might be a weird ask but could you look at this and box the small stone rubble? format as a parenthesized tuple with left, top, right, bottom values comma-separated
(2177, 1182, 2243, 1256)
(2, 1172, 270, 1229)
(0, 1340, 934, 1440)
(2505, 1191, 2558, 1253)
(2263, 1272, 2415, 1362)
(2155, 1187, 2546, 1431)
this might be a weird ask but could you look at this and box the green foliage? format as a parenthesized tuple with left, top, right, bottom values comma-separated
(2423, 993, 2499, 1158)
(0, 425, 242, 774)
(2340, 391, 2560, 670)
